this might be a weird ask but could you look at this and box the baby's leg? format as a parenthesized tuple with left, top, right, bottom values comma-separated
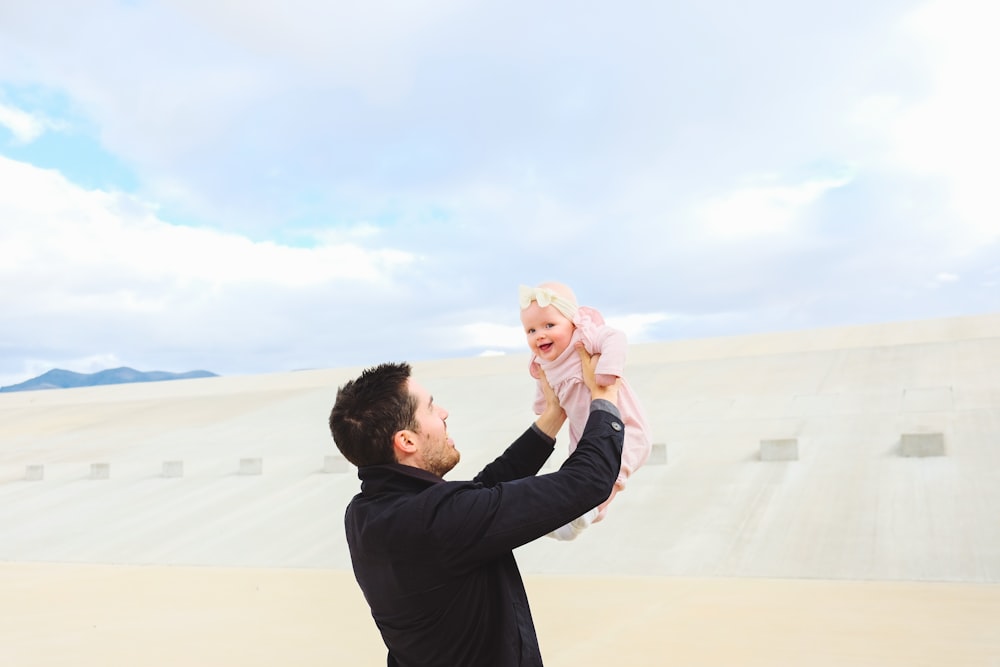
(547, 483, 623, 539)
(591, 486, 620, 523)
(545, 508, 599, 541)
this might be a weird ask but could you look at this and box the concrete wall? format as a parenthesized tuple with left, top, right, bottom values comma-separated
(1, 314, 998, 583)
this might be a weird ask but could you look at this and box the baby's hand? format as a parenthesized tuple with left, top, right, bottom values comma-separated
(595, 373, 619, 387)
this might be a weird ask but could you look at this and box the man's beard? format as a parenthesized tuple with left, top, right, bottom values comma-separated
(426, 443, 460, 477)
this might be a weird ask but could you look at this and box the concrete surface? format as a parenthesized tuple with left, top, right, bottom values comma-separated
(1, 313, 999, 665)
(2, 313, 998, 582)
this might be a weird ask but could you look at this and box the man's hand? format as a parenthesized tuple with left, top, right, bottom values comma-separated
(577, 343, 620, 406)
(533, 367, 566, 439)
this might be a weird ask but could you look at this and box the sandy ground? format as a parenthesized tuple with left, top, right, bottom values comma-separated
(1, 562, 998, 666)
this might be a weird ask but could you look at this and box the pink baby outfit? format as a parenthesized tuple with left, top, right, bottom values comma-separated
(530, 305, 652, 521)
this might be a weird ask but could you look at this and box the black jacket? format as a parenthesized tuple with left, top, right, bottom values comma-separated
(345, 402, 624, 667)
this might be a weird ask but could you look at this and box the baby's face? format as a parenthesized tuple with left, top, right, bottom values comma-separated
(520, 302, 575, 362)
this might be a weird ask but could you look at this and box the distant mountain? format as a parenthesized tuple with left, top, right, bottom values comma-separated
(0, 367, 219, 393)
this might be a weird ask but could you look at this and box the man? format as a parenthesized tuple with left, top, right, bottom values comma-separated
(328, 346, 624, 666)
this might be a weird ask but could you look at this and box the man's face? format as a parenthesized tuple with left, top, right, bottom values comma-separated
(407, 378, 459, 477)
(520, 301, 575, 362)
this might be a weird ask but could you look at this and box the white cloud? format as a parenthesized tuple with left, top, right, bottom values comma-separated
(168, 0, 466, 102)
(0, 155, 420, 376)
(0, 156, 415, 302)
(928, 272, 961, 289)
(0, 102, 49, 143)
(604, 313, 675, 343)
(857, 0, 1000, 246)
(695, 172, 853, 241)
(456, 322, 525, 351)
(1, 1, 998, 381)
(455, 311, 676, 355)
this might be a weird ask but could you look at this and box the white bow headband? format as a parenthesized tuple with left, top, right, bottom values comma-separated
(518, 285, 579, 320)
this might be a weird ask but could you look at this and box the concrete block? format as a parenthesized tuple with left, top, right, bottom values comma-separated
(162, 461, 184, 478)
(239, 458, 263, 475)
(900, 432, 945, 457)
(760, 438, 799, 461)
(648, 443, 667, 465)
(323, 455, 348, 473)
(24, 465, 44, 481)
(90, 463, 110, 479)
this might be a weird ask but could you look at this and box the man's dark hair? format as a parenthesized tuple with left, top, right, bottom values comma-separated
(329, 362, 418, 467)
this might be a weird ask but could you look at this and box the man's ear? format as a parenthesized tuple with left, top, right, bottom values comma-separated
(393, 430, 417, 456)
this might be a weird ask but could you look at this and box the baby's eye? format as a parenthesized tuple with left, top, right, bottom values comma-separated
(545, 323, 555, 329)
(526, 328, 535, 334)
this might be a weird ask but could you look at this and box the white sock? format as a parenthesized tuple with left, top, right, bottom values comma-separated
(546, 508, 599, 541)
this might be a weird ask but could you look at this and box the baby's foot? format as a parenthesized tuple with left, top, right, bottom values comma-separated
(545, 508, 598, 541)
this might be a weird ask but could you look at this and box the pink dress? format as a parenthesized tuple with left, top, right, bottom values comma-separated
(530, 306, 652, 520)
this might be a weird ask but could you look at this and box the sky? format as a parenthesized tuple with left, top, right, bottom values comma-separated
(0, 0, 997, 386)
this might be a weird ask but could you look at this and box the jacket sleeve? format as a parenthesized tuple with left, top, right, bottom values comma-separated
(419, 405, 624, 572)
(473, 425, 555, 486)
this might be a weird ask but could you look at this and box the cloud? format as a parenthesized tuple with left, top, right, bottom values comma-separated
(1, 1, 998, 384)
(456, 322, 525, 352)
(0, 102, 49, 143)
(0, 155, 414, 289)
(854, 0, 1000, 247)
(694, 172, 854, 241)
(0, 155, 418, 378)
(453, 311, 677, 359)
(0, 1, 897, 235)
(604, 313, 677, 343)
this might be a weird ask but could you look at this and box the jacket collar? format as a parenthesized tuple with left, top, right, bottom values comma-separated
(358, 462, 445, 496)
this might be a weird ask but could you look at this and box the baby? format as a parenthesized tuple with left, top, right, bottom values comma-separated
(519, 281, 652, 540)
